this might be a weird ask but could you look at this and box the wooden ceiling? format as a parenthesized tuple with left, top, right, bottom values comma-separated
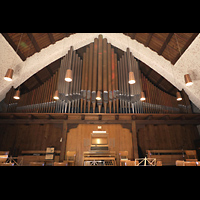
(1, 33, 199, 97)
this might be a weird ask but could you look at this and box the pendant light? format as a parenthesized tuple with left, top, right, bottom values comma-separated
(175, 34, 193, 86)
(13, 89, 20, 100)
(53, 90, 59, 100)
(128, 71, 136, 84)
(140, 91, 146, 101)
(65, 69, 72, 82)
(176, 91, 182, 101)
(96, 91, 101, 100)
(184, 74, 193, 86)
(4, 33, 23, 82)
(4, 69, 13, 81)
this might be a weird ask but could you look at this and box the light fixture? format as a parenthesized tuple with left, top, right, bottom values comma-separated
(96, 91, 101, 100)
(176, 91, 182, 101)
(65, 69, 72, 82)
(13, 89, 20, 100)
(184, 74, 193, 86)
(4, 69, 13, 81)
(140, 91, 146, 101)
(53, 90, 59, 100)
(128, 71, 136, 84)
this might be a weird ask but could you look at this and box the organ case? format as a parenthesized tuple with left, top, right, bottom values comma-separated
(3, 35, 192, 114)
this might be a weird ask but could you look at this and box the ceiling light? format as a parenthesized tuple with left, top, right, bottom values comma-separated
(53, 90, 59, 100)
(128, 72, 136, 84)
(13, 89, 20, 100)
(176, 91, 182, 101)
(96, 91, 101, 100)
(4, 69, 13, 81)
(65, 69, 72, 82)
(184, 74, 193, 86)
(140, 91, 146, 101)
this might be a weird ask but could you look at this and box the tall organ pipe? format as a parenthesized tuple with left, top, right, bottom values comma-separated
(92, 38, 98, 113)
(97, 34, 103, 113)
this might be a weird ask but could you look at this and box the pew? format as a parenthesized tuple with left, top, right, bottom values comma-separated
(147, 150, 186, 165)
(18, 150, 61, 166)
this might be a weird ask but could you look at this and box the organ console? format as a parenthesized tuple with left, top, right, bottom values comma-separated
(3, 34, 193, 114)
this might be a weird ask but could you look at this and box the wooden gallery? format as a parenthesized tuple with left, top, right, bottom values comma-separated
(0, 33, 200, 166)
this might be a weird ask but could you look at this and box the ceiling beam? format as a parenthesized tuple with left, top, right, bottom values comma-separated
(33, 74, 43, 85)
(158, 33, 173, 55)
(2, 33, 26, 61)
(171, 33, 199, 64)
(48, 33, 55, 44)
(27, 33, 40, 52)
(156, 76, 164, 85)
(145, 33, 153, 47)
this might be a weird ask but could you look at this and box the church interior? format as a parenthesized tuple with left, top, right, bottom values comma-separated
(0, 33, 200, 166)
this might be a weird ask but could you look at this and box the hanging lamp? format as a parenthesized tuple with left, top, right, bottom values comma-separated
(53, 90, 59, 100)
(184, 74, 193, 86)
(13, 89, 20, 100)
(140, 91, 146, 101)
(4, 33, 23, 82)
(4, 69, 13, 81)
(96, 91, 101, 100)
(128, 71, 136, 84)
(65, 69, 72, 82)
(176, 91, 182, 101)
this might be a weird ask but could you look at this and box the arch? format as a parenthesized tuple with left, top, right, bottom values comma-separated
(1, 33, 200, 109)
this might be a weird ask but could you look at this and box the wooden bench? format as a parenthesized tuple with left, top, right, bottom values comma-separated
(147, 150, 186, 166)
(18, 150, 61, 166)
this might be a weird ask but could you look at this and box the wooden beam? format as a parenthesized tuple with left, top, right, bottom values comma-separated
(145, 33, 153, 47)
(60, 121, 67, 161)
(33, 74, 43, 85)
(158, 33, 173, 55)
(2, 33, 26, 61)
(172, 33, 199, 64)
(156, 76, 164, 86)
(132, 121, 138, 159)
(27, 33, 41, 52)
(48, 33, 55, 44)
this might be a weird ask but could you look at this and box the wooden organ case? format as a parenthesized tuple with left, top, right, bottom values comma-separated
(83, 131, 116, 166)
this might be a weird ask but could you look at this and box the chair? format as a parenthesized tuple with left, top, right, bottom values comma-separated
(66, 151, 76, 166)
(176, 160, 185, 166)
(185, 150, 197, 160)
(156, 160, 162, 166)
(125, 160, 137, 166)
(119, 151, 128, 166)
(54, 161, 68, 166)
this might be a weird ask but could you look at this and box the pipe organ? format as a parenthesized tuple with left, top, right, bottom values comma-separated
(3, 35, 192, 114)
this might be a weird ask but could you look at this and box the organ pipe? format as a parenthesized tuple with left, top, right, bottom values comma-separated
(3, 35, 192, 114)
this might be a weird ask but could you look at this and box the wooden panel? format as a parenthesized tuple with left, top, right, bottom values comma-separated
(0, 123, 62, 156)
(137, 124, 199, 157)
(66, 124, 133, 166)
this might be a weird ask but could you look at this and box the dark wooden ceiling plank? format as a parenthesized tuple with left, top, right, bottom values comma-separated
(46, 66, 53, 76)
(171, 33, 199, 65)
(158, 33, 174, 55)
(27, 33, 41, 52)
(33, 74, 43, 85)
(2, 33, 26, 61)
(145, 33, 154, 47)
(156, 76, 164, 85)
(48, 33, 55, 44)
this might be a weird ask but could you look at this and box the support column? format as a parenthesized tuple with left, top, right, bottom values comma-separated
(132, 121, 138, 159)
(60, 120, 67, 161)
